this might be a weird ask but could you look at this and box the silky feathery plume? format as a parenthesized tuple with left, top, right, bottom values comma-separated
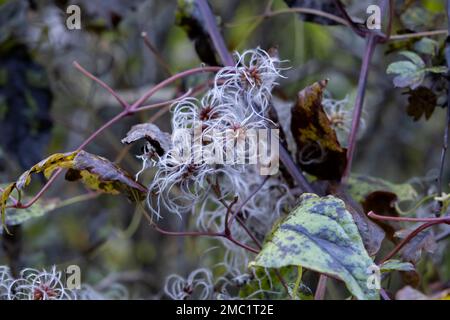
(164, 268, 214, 300)
(7, 266, 76, 300)
(322, 95, 366, 146)
(144, 48, 284, 219)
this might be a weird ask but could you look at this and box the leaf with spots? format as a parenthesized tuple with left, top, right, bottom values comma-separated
(290, 80, 347, 180)
(251, 193, 379, 300)
(65, 150, 147, 201)
(1, 151, 147, 231)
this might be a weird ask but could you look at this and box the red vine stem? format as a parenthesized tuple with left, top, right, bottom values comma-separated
(380, 219, 450, 264)
(7, 63, 221, 209)
(367, 211, 450, 263)
(343, 33, 377, 181)
(196, 0, 234, 67)
(368, 211, 450, 223)
(73, 62, 130, 110)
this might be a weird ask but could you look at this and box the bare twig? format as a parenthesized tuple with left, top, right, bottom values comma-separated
(343, 33, 377, 181)
(141, 32, 173, 76)
(314, 274, 328, 300)
(196, 0, 234, 67)
(436, 1, 450, 210)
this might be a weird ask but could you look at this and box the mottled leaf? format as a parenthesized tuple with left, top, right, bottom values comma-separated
(66, 150, 147, 201)
(380, 259, 415, 273)
(121, 123, 172, 156)
(16, 152, 78, 189)
(251, 193, 379, 300)
(290, 80, 347, 180)
(403, 86, 437, 121)
(1, 151, 147, 230)
(331, 186, 385, 256)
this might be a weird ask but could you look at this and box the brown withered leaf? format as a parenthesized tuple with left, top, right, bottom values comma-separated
(290, 79, 347, 180)
(66, 150, 147, 201)
(403, 86, 437, 121)
(121, 123, 172, 157)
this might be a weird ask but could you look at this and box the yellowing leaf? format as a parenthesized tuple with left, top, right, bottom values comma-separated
(0, 150, 147, 231)
(65, 150, 147, 201)
(290, 80, 347, 180)
(16, 152, 78, 189)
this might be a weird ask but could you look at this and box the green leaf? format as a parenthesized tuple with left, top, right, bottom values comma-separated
(387, 51, 447, 89)
(425, 66, 448, 74)
(251, 194, 379, 300)
(239, 266, 312, 300)
(414, 38, 439, 56)
(347, 174, 417, 205)
(380, 259, 415, 273)
(0, 199, 58, 234)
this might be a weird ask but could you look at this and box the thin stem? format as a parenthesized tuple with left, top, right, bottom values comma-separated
(343, 33, 377, 181)
(314, 275, 328, 300)
(279, 145, 314, 192)
(225, 236, 260, 254)
(264, 7, 350, 28)
(437, 2, 450, 208)
(333, 0, 366, 37)
(368, 211, 450, 223)
(73, 61, 130, 110)
(129, 66, 221, 111)
(135, 89, 193, 113)
(380, 219, 450, 263)
(14, 169, 62, 209)
(141, 32, 173, 76)
(389, 29, 448, 41)
(196, 0, 234, 67)
(227, 176, 269, 227)
(8, 66, 220, 210)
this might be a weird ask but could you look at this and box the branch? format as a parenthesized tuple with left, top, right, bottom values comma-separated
(73, 62, 130, 110)
(196, 0, 234, 67)
(7, 65, 220, 210)
(380, 219, 450, 263)
(368, 211, 450, 223)
(227, 176, 269, 227)
(436, 1, 450, 208)
(314, 275, 328, 300)
(343, 33, 377, 181)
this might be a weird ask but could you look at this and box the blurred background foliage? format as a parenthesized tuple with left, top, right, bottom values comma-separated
(0, 0, 449, 298)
